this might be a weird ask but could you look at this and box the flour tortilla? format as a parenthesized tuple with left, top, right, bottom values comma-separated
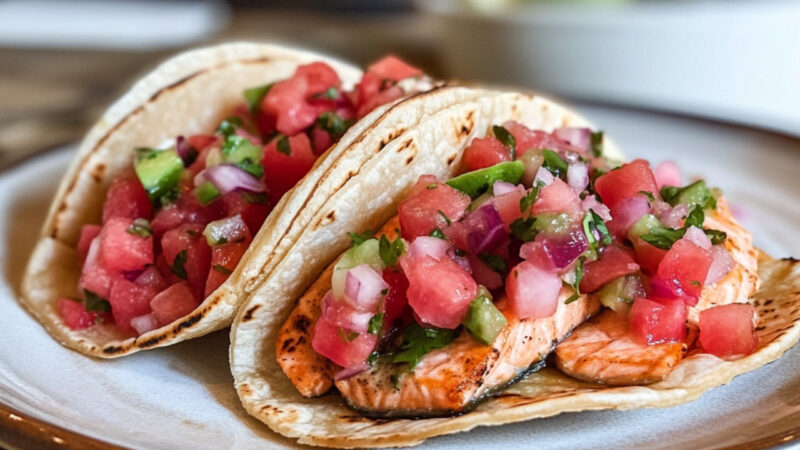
(19, 42, 432, 357)
(229, 89, 678, 447)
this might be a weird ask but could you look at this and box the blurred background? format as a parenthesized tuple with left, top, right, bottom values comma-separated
(1, 0, 799, 167)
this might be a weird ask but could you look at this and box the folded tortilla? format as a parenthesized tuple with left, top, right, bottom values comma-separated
(19, 42, 433, 357)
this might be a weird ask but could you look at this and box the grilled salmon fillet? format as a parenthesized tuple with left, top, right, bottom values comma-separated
(336, 294, 600, 416)
(555, 198, 759, 385)
(277, 215, 600, 415)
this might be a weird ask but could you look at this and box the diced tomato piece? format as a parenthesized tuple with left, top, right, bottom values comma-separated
(221, 192, 271, 236)
(161, 224, 212, 301)
(595, 159, 659, 211)
(699, 303, 758, 357)
(312, 315, 378, 368)
(108, 278, 157, 333)
(506, 260, 562, 319)
(651, 238, 712, 304)
(261, 75, 318, 136)
(77, 224, 102, 262)
(467, 253, 503, 290)
(155, 253, 182, 286)
(134, 266, 169, 292)
(79, 237, 120, 299)
(150, 281, 198, 326)
(530, 178, 582, 219)
(503, 122, 572, 153)
(629, 297, 687, 345)
(493, 188, 526, 228)
(366, 55, 423, 83)
(580, 245, 640, 293)
(102, 175, 152, 223)
(381, 267, 410, 333)
(295, 61, 341, 97)
(205, 241, 249, 297)
(405, 255, 477, 329)
(398, 175, 471, 240)
(58, 298, 96, 330)
(462, 137, 510, 172)
(99, 217, 153, 272)
(262, 133, 316, 204)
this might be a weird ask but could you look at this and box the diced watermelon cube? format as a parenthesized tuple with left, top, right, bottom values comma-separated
(77, 224, 102, 262)
(161, 224, 212, 300)
(631, 235, 668, 274)
(262, 133, 316, 205)
(493, 188, 526, 228)
(205, 241, 248, 297)
(594, 159, 659, 211)
(102, 175, 152, 223)
(629, 297, 687, 345)
(58, 298, 96, 330)
(699, 303, 758, 358)
(222, 192, 271, 236)
(405, 255, 478, 330)
(530, 178, 582, 219)
(134, 265, 169, 292)
(381, 267, 411, 334)
(462, 137, 511, 172)
(651, 238, 712, 304)
(79, 237, 120, 299)
(150, 195, 225, 240)
(506, 260, 562, 319)
(580, 245, 640, 293)
(398, 175, 471, 241)
(108, 278, 157, 333)
(150, 282, 199, 326)
(312, 315, 378, 368)
(99, 217, 154, 272)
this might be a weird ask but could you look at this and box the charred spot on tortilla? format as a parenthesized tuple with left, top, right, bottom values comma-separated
(447, 153, 458, 166)
(102, 345, 124, 355)
(90, 163, 105, 183)
(405, 155, 414, 165)
(136, 333, 167, 348)
(326, 210, 336, 221)
(174, 312, 204, 332)
(379, 127, 407, 151)
(242, 304, 261, 322)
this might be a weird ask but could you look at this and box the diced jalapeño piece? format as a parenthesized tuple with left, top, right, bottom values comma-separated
(446, 161, 524, 199)
(134, 148, 183, 202)
(462, 288, 507, 345)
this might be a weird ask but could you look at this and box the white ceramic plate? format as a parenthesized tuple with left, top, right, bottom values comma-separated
(2, 105, 799, 449)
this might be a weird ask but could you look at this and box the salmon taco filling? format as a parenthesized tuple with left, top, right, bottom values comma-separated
(277, 121, 760, 417)
(58, 56, 426, 336)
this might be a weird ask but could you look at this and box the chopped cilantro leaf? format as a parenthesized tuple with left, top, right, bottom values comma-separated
(171, 249, 188, 279)
(438, 210, 452, 226)
(510, 217, 538, 242)
(392, 324, 455, 371)
(429, 228, 446, 240)
(348, 230, 373, 246)
(83, 289, 111, 312)
(316, 111, 353, 140)
(519, 187, 539, 213)
(126, 218, 152, 238)
(213, 265, 232, 275)
(590, 131, 604, 157)
(480, 253, 508, 274)
(276, 135, 291, 155)
(493, 125, 517, 160)
(368, 313, 384, 335)
(542, 149, 568, 179)
(379, 234, 405, 266)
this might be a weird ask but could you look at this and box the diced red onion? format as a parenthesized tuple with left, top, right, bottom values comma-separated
(581, 196, 612, 221)
(705, 245, 735, 285)
(654, 161, 681, 189)
(519, 241, 557, 272)
(567, 162, 589, 194)
(194, 164, 266, 194)
(322, 291, 373, 332)
(539, 226, 588, 269)
(334, 362, 371, 381)
(175, 136, 196, 164)
(534, 167, 554, 186)
(492, 180, 518, 196)
(656, 202, 690, 229)
(684, 226, 712, 250)
(464, 204, 506, 255)
(468, 253, 503, 290)
(554, 127, 591, 153)
(407, 236, 449, 262)
(131, 313, 160, 335)
(344, 264, 389, 311)
(613, 194, 651, 232)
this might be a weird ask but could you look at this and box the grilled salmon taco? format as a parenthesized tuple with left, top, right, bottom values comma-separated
(230, 87, 800, 447)
(20, 42, 436, 357)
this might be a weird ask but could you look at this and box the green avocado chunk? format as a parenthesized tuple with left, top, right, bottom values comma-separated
(134, 148, 184, 202)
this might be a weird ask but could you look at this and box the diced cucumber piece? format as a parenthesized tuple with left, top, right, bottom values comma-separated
(628, 214, 661, 240)
(532, 213, 571, 235)
(221, 135, 264, 177)
(196, 181, 220, 205)
(462, 288, 507, 345)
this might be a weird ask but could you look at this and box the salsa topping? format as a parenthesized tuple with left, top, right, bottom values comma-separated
(312, 120, 754, 379)
(61, 56, 426, 335)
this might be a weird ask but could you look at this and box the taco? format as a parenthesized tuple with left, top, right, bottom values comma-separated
(230, 87, 800, 447)
(20, 42, 437, 357)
